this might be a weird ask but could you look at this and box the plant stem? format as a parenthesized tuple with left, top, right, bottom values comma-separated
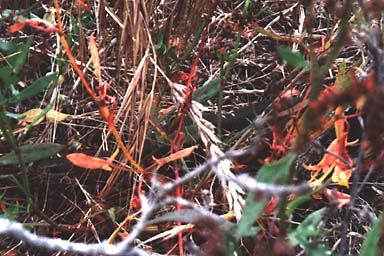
(0, 105, 32, 211)
(296, 0, 353, 149)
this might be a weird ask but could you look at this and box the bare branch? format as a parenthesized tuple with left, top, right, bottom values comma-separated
(0, 219, 150, 256)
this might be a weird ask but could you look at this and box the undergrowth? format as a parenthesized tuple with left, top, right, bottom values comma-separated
(0, 0, 383, 255)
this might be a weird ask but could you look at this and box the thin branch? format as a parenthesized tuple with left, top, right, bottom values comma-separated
(0, 219, 150, 256)
(0, 137, 313, 255)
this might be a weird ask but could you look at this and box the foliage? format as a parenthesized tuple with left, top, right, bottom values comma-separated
(0, 0, 383, 255)
(0, 36, 59, 210)
(0, 144, 65, 166)
(360, 214, 384, 256)
(288, 208, 331, 255)
(237, 153, 296, 237)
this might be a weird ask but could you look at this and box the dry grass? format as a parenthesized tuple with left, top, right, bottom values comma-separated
(0, 0, 383, 255)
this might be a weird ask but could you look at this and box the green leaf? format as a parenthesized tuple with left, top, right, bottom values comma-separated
(0, 39, 18, 52)
(254, 6, 269, 18)
(192, 78, 221, 103)
(236, 192, 266, 237)
(278, 48, 310, 70)
(256, 153, 296, 184)
(286, 195, 311, 217)
(289, 208, 325, 247)
(360, 214, 384, 256)
(0, 66, 20, 89)
(0, 37, 33, 73)
(227, 235, 244, 256)
(0, 143, 65, 166)
(0, 200, 20, 220)
(237, 153, 297, 237)
(334, 59, 351, 89)
(155, 29, 167, 55)
(1, 10, 12, 19)
(66, 15, 80, 44)
(7, 72, 58, 104)
(4, 111, 26, 120)
(288, 208, 331, 255)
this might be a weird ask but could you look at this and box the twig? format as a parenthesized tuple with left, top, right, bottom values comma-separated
(0, 138, 312, 255)
(0, 219, 150, 256)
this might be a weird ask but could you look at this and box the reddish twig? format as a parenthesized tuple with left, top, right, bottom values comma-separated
(53, 0, 143, 173)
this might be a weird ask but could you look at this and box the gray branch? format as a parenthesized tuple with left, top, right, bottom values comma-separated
(0, 145, 312, 255)
(0, 219, 150, 256)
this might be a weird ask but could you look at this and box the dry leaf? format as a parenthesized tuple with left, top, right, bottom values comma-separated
(66, 153, 112, 171)
(264, 196, 278, 215)
(46, 109, 70, 122)
(21, 108, 70, 123)
(20, 108, 45, 123)
(89, 34, 102, 85)
(151, 145, 198, 169)
(9, 22, 26, 33)
(323, 188, 350, 207)
(66, 149, 136, 173)
(303, 106, 357, 187)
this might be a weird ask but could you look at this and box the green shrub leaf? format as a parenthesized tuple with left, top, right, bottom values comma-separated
(286, 195, 311, 217)
(236, 192, 266, 237)
(278, 48, 310, 70)
(0, 38, 33, 73)
(193, 78, 221, 103)
(7, 72, 58, 104)
(237, 153, 297, 237)
(0, 66, 20, 89)
(4, 111, 26, 120)
(256, 153, 296, 184)
(0, 143, 65, 166)
(289, 208, 330, 255)
(360, 214, 384, 256)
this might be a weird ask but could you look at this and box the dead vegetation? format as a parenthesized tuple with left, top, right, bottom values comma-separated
(0, 0, 383, 255)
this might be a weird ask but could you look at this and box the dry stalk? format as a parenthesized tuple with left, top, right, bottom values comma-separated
(169, 82, 245, 221)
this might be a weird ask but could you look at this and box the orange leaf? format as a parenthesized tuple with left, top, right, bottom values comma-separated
(0, 202, 7, 213)
(76, 0, 91, 12)
(66, 153, 112, 171)
(264, 196, 278, 215)
(323, 188, 350, 207)
(9, 18, 58, 34)
(98, 104, 111, 121)
(27, 19, 59, 33)
(152, 145, 198, 169)
(303, 106, 356, 187)
(8, 22, 26, 33)
(159, 105, 175, 119)
(89, 34, 102, 85)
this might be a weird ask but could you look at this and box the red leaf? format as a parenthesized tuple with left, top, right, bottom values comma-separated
(130, 195, 141, 209)
(76, 0, 92, 12)
(0, 202, 7, 213)
(9, 19, 59, 34)
(323, 188, 350, 207)
(152, 145, 198, 169)
(303, 106, 357, 187)
(66, 153, 112, 171)
(8, 22, 26, 33)
(27, 20, 59, 33)
(264, 196, 278, 215)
